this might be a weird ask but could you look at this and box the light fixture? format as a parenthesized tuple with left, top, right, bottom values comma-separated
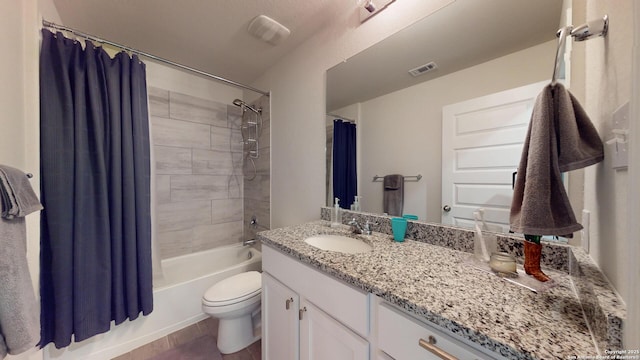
(357, 0, 395, 23)
(363, 0, 376, 13)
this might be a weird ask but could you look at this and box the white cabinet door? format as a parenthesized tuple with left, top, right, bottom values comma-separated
(300, 301, 369, 360)
(376, 350, 395, 360)
(263, 273, 300, 360)
(441, 81, 548, 230)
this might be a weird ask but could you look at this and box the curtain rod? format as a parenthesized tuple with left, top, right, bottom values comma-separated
(328, 114, 356, 123)
(42, 19, 270, 97)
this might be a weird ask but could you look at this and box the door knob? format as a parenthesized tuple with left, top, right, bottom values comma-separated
(443, 205, 451, 212)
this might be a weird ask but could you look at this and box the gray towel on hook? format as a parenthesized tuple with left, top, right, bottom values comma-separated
(383, 174, 404, 216)
(0, 166, 42, 219)
(0, 165, 42, 359)
(510, 83, 603, 236)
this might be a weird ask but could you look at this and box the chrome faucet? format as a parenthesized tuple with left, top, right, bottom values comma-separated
(348, 218, 374, 235)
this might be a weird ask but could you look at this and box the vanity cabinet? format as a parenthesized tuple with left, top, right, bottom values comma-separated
(300, 301, 369, 360)
(262, 246, 369, 360)
(263, 273, 299, 360)
(376, 302, 499, 360)
(263, 245, 502, 360)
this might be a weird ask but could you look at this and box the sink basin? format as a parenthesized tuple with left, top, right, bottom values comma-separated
(304, 234, 372, 254)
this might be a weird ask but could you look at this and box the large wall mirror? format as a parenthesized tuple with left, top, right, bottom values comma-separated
(326, 0, 568, 231)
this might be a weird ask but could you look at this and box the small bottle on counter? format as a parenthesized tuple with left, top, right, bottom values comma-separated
(350, 196, 361, 212)
(331, 197, 342, 227)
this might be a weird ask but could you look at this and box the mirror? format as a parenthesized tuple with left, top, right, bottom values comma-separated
(326, 0, 564, 226)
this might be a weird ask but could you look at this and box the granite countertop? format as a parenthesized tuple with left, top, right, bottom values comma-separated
(258, 220, 598, 360)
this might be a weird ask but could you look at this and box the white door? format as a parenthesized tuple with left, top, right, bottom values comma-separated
(441, 81, 548, 230)
(300, 301, 369, 360)
(263, 273, 300, 360)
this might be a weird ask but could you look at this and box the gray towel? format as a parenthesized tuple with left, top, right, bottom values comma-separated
(0, 166, 42, 219)
(0, 165, 42, 359)
(383, 174, 404, 216)
(510, 84, 603, 236)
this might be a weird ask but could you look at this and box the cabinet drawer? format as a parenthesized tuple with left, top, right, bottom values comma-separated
(377, 302, 497, 360)
(263, 246, 369, 337)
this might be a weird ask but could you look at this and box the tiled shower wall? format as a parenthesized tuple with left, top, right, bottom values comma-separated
(243, 96, 271, 241)
(149, 87, 245, 259)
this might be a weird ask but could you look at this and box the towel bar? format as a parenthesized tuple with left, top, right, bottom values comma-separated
(552, 15, 608, 86)
(372, 174, 422, 182)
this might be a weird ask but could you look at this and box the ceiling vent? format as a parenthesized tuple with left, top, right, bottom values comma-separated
(247, 15, 291, 46)
(408, 61, 438, 77)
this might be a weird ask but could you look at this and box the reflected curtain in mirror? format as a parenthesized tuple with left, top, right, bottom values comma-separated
(332, 120, 357, 209)
(39, 29, 153, 348)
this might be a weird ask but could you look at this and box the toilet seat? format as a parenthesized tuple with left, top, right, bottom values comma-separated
(203, 271, 262, 307)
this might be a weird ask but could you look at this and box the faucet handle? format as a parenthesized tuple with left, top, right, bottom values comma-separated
(363, 220, 376, 234)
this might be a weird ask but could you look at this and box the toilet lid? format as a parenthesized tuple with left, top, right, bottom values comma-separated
(203, 271, 262, 306)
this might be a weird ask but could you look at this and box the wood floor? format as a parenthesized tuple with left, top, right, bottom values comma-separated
(112, 318, 261, 360)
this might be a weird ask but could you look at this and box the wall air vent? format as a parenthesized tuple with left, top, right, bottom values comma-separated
(408, 61, 438, 77)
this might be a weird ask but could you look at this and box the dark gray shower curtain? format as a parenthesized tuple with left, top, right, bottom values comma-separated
(39, 29, 153, 348)
(332, 120, 357, 209)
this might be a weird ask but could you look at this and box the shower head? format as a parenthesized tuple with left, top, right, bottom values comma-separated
(232, 99, 261, 114)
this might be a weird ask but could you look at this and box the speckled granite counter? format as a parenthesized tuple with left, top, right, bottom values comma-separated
(258, 220, 622, 360)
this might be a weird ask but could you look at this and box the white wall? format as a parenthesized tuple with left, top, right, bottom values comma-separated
(626, 2, 640, 348)
(252, 0, 457, 228)
(357, 40, 555, 222)
(145, 61, 242, 103)
(0, 0, 27, 169)
(573, 0, 638, 347)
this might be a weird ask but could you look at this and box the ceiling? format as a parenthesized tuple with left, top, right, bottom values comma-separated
(51, 0, 349, 86)
(327, 0, 563, 110)
(51, 0, 562, 102)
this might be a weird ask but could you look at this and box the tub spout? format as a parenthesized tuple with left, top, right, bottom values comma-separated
(243, 239, 257, 246)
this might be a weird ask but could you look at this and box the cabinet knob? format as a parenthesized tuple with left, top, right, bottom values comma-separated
(285, 297, 293, 310)
(299, 307, 307, 320)
(418, 336, 458, 360)
(443, 205, 452, 212)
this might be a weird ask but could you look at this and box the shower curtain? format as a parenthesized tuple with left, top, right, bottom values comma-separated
(332, 120, 357, 209)
(39, 30, 153, 348)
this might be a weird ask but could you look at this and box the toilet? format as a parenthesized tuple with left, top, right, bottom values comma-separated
(202, 271, 262, 354)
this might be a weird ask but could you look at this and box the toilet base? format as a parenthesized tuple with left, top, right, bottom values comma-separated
(216, 311, 262, 354)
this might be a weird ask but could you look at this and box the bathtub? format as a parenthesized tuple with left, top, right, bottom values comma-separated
(45, 244, 262, 360)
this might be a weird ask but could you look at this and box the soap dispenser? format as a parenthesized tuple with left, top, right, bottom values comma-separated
(331, 197, 342, 227)
(350, 196, 361, 212)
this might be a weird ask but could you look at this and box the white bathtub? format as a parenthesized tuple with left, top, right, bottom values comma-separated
(45, 244, 262, 360)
